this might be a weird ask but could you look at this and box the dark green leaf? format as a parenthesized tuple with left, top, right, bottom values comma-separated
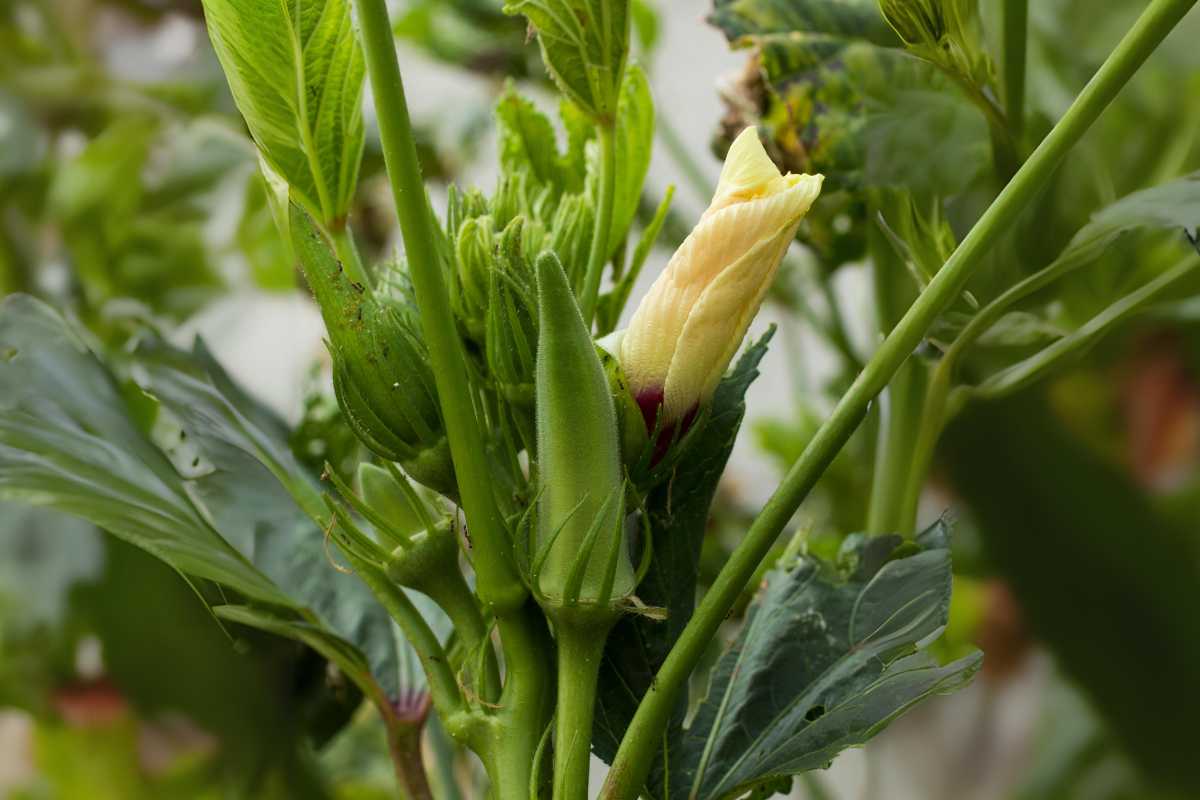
(133, 337, 414, 702)
(0, 294, 284, 604)
(942, 391, 1200, 795)
(672, 522, 980, 800)
(594, 329, 774, 789)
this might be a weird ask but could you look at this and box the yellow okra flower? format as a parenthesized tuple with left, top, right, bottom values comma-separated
(620, 127, 823, 430)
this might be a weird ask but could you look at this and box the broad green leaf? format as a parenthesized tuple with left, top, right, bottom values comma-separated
(609, 63, 654, 255)
(201, 0, 365, 224)
(132, 338, 412, 702)
(942, 391, 1200, 794)
(0, 503, 102, 629)
(594, 329, 774, 790)
(672, 523, 980, 799)
(0, 294, 433, 706)
(0, 294, 284, 604)
(503, 0, 629, 119)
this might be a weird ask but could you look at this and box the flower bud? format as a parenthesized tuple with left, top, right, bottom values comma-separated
(453, 216, 494, 341)
(619, 127, 823, 430)
(291, 205, 455, 497)
(878, 0, 990, 86)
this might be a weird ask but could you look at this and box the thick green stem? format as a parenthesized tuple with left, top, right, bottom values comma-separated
(553, 616, 613, 800)
(598, 2, 1198, 795)
(866, 209, 923, 536)
(580, 123, 617, 324)
(352, 1, 548, 793)
(1004, 0, 1029, 144)
(485, 612, 552, 800)
(353, 0, 520, 610)
(330, 222, 370, 288)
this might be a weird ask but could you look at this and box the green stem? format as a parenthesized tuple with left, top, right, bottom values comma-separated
(553, 616, 613, 800)
(1003, 0, 1029, 144)
(598, 2, 1198, 795)
(866, 357, 925, 536)
(349, 555, 463, 720)
(430, 570, 501, 702)
(485, 611, 552, 800)
(352, 4, 549, 792)
(329, 222, 370, 288)
(580, 123, 617, 324)
(899, 359, 952, 537)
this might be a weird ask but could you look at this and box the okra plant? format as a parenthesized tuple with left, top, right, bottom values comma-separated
(1, 0, 1197, 798)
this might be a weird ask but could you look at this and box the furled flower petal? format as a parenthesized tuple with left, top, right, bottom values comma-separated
(620, 127, 823, 426)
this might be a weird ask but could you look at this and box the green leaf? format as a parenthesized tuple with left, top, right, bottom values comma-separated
(942, 391, 1200, 795)
(672, 522, 980, 800)
(132, 337, 414, 703)
(708, 0, 897, 46)
(503, 0, 629, 120)
(594, 329, 774, 788)
(0, 294, 284, 604)
(496, 83, 571, 191)
(0, 294, 430, 706)
(609, 63, 655, 255)
(201, 0, 365, 224)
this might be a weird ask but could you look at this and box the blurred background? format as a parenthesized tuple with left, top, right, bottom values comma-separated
(2, 1, 1199, 798)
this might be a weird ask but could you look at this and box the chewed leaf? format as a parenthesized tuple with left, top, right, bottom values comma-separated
(0, 294, 282, 604)
(669, 521, 980, 800)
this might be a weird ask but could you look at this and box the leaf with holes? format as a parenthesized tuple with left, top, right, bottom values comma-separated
(669, 521, 980, 800)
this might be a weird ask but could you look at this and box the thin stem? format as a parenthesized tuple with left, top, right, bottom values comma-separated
(387, 725, 433, 800)
(329, 222, 370, 288)
(430, 569, 501, 702)
(580, 123, 617, 324)
(598, 2, 1198, 795)
(353, 3, 549, 794)
(1003, 0, 1029, 144)
(349, 553, 463, 720)
(866, 357, 925, 536)
(866, 199, 923, 536)
(552, 617, 613, 800)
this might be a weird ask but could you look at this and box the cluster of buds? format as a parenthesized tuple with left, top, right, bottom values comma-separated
(291, 206, 455, 497)
(617, 127, 823, 445)
(878, 0, 992, 87)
